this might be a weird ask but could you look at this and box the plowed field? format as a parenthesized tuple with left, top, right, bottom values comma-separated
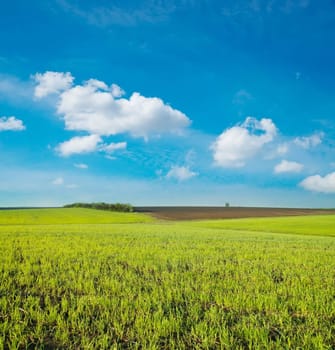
(135, 206, 335, 220)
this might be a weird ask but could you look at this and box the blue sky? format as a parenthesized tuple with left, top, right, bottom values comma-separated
(1, 0, 335, 207)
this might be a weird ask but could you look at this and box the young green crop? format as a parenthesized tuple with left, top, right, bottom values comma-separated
(0, 208, 153, 225)
(0, 210, 335, 349)
(188, 214, 335, 237)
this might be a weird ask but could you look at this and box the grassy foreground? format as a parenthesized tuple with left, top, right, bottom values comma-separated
(1, 209, 335, 349)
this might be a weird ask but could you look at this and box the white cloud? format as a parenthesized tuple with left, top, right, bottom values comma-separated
(58, 137, 126, 158)
(166, 165, 197, 181)
(57, 134, 102, 157)
(274, 160, 303, 174)
(74, 163, 88, 169)
(35, 72, 191, 140)
(212, 117, 277, 168)
(56, 78, 190, 138)
(52, 177, 64, 185)
(100, 141, 127, 154)
(111, 83, 125, 98)
(0, 116, 25, 131)
(300, 172, 335, 193)
(294, 132, 323, 149)
(34, 71, 74, 98)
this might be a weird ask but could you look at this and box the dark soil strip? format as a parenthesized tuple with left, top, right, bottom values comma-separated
(134, 207, 335, 221)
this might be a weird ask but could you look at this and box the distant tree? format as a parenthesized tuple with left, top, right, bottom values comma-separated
(225, 202, 230, 207)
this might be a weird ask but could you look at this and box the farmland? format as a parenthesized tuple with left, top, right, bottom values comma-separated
(135, 206, 335, 220)
(1, 208, 335, 349)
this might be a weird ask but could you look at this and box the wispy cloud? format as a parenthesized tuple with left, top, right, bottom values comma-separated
(293, 132, 323, 149)
(100, 142, 127, 154)
(276, 143, 289, 155)
(232, 89, 253, 105)
(0, 75, 33, 103)
(280, 0, 309, 14)
(57, 0, 178, 27)
(74, 163, 88, 169)
(52, 177, 64, 185)
(52, 176, 78, 189)
(222, 0, 310, 17)
(66, 183, 78, 189)
(166, 165, 198, 181)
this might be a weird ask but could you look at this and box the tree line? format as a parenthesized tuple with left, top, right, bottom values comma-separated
(64, 202, 133, 212)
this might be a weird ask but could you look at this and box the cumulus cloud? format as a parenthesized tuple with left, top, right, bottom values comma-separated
(57, 134, 102, 157)
(212, 117, 277, 168)
(34, 71, 74, 98)
(74, 163, 88, 169)
(35, 72, 191, 140)
(0, 116, 25, 131)
(52, 177, 64, 185)
(294, 132, 323, 149)
(57, 79, 190, 138)
(274, 160, 303, 174)
(166, 165, 197, 181)
(300, 172, 335, 193)
(110, 83, 125, 98)
(100, 141, 127, 154)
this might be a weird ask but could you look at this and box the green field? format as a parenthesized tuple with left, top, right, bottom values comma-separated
(0, 208, 153, 225)
(1, 209, 335, 349)
(188, 215, 335, 237)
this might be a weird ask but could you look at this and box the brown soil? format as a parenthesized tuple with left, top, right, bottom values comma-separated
(134, 206, 335, 221)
